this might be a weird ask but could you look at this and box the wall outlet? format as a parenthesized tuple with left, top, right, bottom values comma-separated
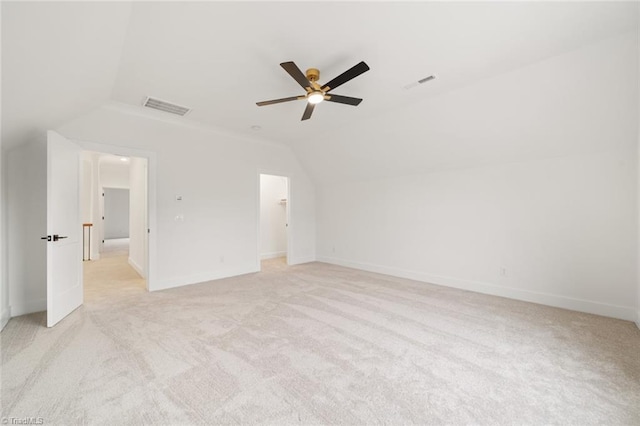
(500, 267, 507, 277)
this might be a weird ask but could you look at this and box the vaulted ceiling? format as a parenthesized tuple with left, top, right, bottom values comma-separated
(2, 1, 638, 182)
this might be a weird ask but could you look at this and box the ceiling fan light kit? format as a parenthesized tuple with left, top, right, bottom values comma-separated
(307, 92, 324, 104)
(256, 60, 370, 121)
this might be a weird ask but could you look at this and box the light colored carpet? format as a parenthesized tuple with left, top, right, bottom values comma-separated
(2, 258, 639, 425)
(84, 253, 146, 305)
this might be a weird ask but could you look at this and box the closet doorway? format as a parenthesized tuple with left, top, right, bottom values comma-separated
(258, 174, 290, 271)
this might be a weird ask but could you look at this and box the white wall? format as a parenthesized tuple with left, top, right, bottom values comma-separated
(103, 188, 129, 239)
(89, 154, 102, 259)
(57, 104, 316, 292)
(1, 146, 9, 330)
(260, 174, 288, 259)
(0, 1, 6, 327)
(79, 152, 103, 260)
(129, 157, 147, 278)
(637, 11, 640, 329)
(80, 154, 92, 261)
(317, 149, 637, 320)
(80, 153, 93, 224)
(316, 33, 639, 322)
(6, 141, 47, 316)
(100, 161, 129, 189)
(79, 152, 100, 261)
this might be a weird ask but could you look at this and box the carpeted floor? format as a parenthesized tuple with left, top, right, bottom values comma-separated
(84, 243, 146, 306)
(2, 257, 639, 425)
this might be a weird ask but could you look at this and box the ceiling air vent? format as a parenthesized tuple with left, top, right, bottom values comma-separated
(143, 97, 191, 116)
(403, 75, 436, 90)
(418, 75, 436, 84)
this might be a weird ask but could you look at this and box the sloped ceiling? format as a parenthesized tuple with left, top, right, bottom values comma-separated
(2, 1, 638, 182)
(1, 2, 131, 148)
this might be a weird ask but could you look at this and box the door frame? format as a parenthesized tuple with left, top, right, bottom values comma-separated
(75, 139, 157, 291)
(257, 171, 292, 271)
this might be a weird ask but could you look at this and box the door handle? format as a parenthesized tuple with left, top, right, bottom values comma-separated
(41, 235, 68, 242)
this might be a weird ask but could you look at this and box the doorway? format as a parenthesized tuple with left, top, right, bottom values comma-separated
(259, 173, 290, 271)
(80, 152, 149, 301)
(103, 187, 130, 252)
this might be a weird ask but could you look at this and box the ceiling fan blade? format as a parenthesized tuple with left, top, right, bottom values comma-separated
(256, 96, 303, 106)
(281, 61, 312, 90)
(301, 102, 315, 121)
(325, 94, 363, 106)
(321, 61, 370, 92)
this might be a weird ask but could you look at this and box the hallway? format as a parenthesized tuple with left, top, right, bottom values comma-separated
(84, 241, 146, 305)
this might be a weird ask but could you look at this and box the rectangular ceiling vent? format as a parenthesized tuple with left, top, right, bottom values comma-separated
(403, 75, 436, 90)
(143, 96, 191, 116)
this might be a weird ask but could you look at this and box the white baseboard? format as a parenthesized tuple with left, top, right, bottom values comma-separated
(317, 256, 637, 322)
(261, 251, 286, 260)
(151, 265, 258, 292)
(128, 257, 145, 279)
(288, 255, 316, 266)
(10, 298, 46, 317)
(1, 306, 11, 331)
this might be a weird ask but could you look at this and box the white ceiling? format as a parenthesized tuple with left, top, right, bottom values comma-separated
(2, 1, 638, 180)
(1, 2, 131, 149)
(99, 153, 131, 167)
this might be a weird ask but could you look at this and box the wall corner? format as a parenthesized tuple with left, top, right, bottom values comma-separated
(0, 306, 10, 331)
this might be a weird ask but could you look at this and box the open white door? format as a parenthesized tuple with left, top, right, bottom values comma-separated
(46, 131, 82, 327)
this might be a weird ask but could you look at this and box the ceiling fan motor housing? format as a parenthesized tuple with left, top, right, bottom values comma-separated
(306, 68, 320, 82)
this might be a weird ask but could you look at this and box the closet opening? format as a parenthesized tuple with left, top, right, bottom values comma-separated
(258, 173, 290, 271)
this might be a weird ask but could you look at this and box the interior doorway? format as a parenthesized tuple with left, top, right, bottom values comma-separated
(104, 188, 130, 240)
(259, 174, 290, 271)
(80, 152, 149, 301)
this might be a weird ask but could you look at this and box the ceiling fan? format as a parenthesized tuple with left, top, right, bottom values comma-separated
(256, 61, 370, 121)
